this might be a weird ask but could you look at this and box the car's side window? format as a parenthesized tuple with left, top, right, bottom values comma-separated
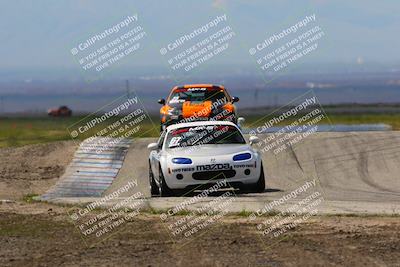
(157, 130, 166, 149)
(223, 89, 232, 102)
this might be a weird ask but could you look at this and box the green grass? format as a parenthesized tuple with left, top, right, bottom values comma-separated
(0, 116, 160, 148)
(22, 193, 40, 203)
(327, 114, 400, 129)
(243, 113, 400, 130)
(0, 117, 74, 147)
(0, 213, 73, 237)
(1, 113, 399, 148)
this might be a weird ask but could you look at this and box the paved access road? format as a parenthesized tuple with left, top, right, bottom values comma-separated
(98, 132, 400, 214)
(44, 132, 400, 214)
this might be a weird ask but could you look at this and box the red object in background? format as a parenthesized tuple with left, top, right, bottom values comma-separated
(47, 106, 72, 117)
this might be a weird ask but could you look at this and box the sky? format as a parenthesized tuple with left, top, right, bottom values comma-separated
(0, 0, 398, 71)
(0, 0, 399, 111)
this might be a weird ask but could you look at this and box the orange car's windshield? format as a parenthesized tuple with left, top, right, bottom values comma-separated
(168, 89, 227, 104)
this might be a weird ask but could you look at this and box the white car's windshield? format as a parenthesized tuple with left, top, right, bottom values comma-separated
(166, 125, 245, 148)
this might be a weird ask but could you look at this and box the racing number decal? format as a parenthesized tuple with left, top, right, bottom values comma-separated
(169, 136, 182, 147)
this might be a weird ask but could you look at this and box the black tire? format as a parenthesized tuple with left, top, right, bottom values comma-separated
(149, 163, 159, 196)
(242, 163, 265, 193)
(253, 164, 266, 193)
(159, 167, 174, 197)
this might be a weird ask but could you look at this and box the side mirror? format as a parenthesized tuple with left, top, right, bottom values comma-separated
(147, 143, 158, 150)
(249, 136, 260, 145)
(237, 117, 245, 126)
(232, 96, 239, 103)
(158, 98, 166, 105)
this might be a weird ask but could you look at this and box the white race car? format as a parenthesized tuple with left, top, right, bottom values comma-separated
(147, 120, 265, 196)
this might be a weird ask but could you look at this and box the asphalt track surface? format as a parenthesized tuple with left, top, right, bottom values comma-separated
(44, 132, 400, 214)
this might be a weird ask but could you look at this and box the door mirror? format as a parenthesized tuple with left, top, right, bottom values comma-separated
(232, 96, 239, 103)
(249, 136, 260, 145)
(147, 143, 159, 150)
(158, 98, 166, 105)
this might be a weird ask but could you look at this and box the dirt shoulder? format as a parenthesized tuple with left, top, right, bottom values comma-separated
(0, 202, 399, 267)
(1, 142, 399, 266)
(0, 141, 77, 201)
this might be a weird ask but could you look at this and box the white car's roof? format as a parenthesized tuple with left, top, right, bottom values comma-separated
(166, 121, 237, 132)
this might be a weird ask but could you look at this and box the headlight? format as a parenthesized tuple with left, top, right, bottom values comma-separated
(233, 153, 252, 161)
(172, 157, 192, 164)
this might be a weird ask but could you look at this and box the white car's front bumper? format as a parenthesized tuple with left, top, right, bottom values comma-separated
(161, 158, 262, 189)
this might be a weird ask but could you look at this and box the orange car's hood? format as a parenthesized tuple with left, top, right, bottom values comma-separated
(182, 101, 212, 118)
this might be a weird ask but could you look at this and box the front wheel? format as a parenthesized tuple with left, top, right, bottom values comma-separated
(149, 163, 159, 196)
(241, 163, 265, 193)
(159, 167, 174, 197)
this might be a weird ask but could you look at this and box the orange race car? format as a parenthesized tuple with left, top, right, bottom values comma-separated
(158, 84, 239, 131)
